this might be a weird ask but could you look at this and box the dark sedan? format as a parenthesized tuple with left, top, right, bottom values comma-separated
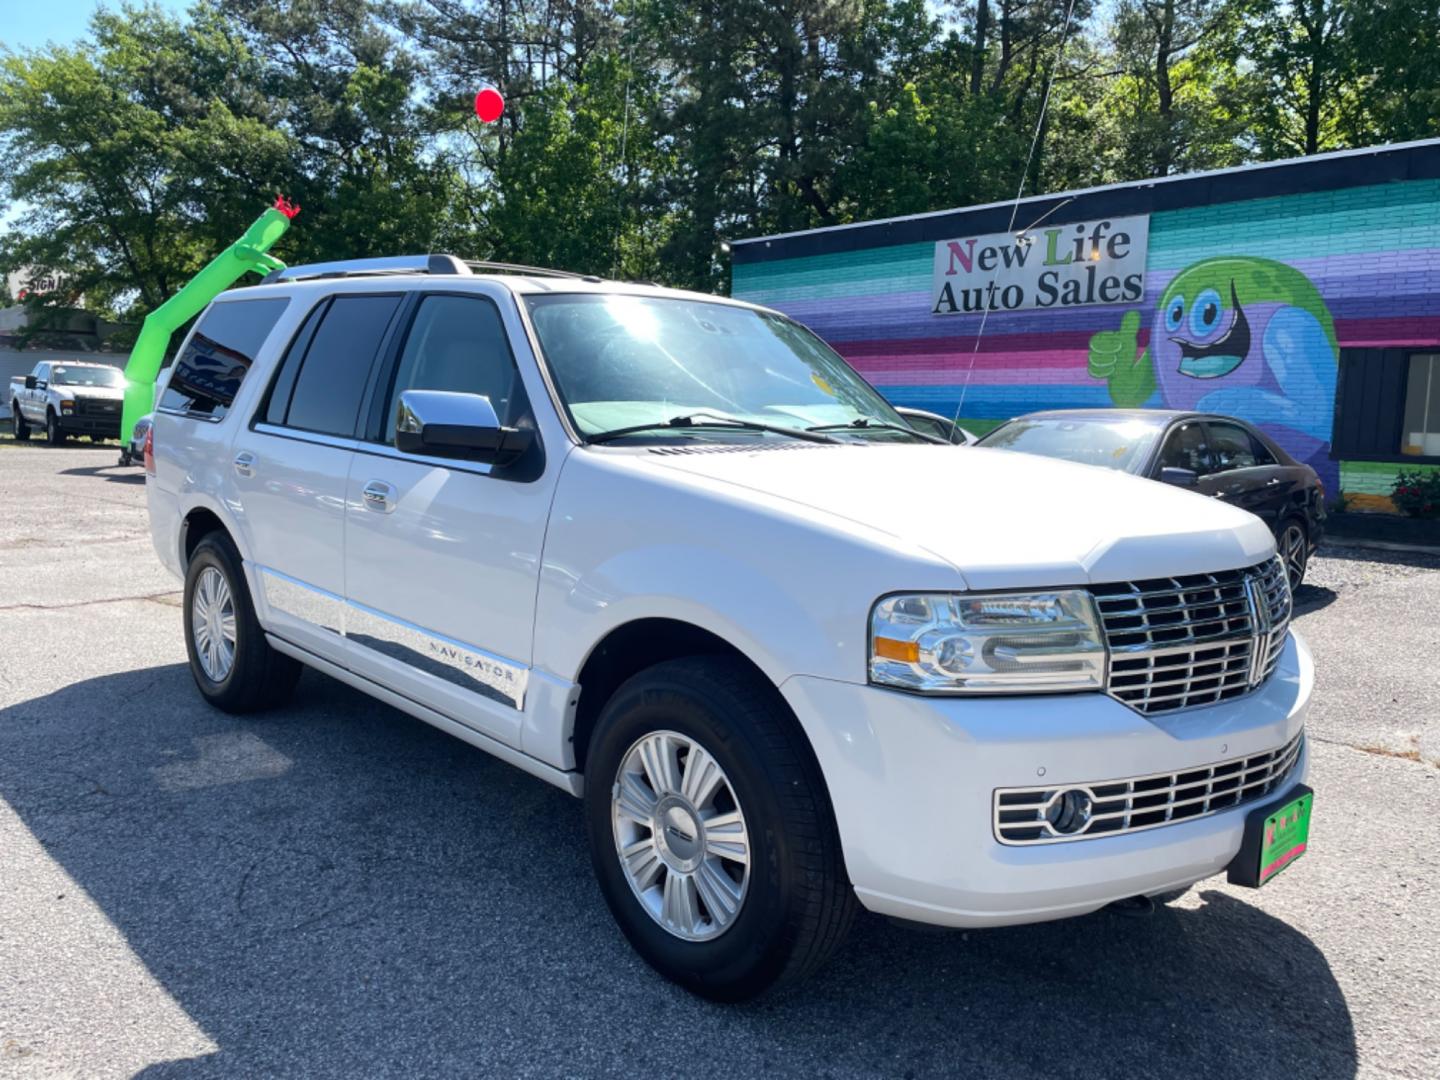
(976, 409, 1325, 588)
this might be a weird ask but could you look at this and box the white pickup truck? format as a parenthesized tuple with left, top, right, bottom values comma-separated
(144, 256, 1313, 1000)
(9, 359, 126, 444)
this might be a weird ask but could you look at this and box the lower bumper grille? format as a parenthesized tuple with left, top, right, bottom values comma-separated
(993, 729, 1305, 845)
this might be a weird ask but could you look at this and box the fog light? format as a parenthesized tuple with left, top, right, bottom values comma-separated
(1045, 789, 1093, 834)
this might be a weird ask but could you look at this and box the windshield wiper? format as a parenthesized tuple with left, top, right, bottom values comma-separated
(587, 412, 840, 445)
(806, 417, 950, 444)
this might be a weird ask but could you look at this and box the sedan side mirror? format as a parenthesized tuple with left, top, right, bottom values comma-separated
(394, 389, 533, 465)
(23, 375, 37, 390)
(1159, 466, 1199, 488)
(895, 406, 971, 445)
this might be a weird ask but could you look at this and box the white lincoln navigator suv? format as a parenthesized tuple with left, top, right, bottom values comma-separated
(145, 255, 1312, 1000)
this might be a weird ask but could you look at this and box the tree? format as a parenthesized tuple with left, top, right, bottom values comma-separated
(1230, 0, 1354, 157)
(1339, 0, 1440, 146)
(484, 53, 676, 278)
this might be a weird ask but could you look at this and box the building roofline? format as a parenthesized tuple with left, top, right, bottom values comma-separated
(730, 138, 1440, 264)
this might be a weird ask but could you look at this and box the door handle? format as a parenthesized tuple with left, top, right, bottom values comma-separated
(233, 451, 256, 478)
(362, 480, 397, 513)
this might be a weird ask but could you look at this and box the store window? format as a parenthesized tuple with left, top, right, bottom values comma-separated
(1402, 354, 1440, 457)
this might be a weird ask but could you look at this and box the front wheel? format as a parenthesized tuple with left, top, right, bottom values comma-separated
(45, 409, 65, 446)
(183, 533, 301, 713)
(584, 657, 856, 1001)
(1279, 517, 1309, 590)
(11, 405, 30, 441)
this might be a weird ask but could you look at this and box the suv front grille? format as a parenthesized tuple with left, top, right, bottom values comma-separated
(1093, 556, 1291, 714)
(993, 728, 1305, 845)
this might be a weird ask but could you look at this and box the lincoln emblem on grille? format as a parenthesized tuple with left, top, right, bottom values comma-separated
(1244, 572, 1275, 688)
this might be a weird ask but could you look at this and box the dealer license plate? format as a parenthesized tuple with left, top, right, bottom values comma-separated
(1227, 785, 1312, 888)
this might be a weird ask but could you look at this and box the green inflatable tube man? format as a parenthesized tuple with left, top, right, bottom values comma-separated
(120, 197, 300, 442)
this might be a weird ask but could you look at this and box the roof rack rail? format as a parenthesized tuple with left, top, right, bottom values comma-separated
(259, 254, 603, 285)
(463, 260, 601, 281)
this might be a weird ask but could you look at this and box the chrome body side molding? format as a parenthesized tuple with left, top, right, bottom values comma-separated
(255, 564, 529, 710)
(260, 567, 346, 636)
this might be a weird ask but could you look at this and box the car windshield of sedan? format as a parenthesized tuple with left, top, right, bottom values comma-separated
(977, 417, 1162, 473)
(523, 293, 921, 442)
(51, 365, 125, 388)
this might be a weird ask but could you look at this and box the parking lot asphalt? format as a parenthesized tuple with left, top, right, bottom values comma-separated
(1, 441, 1437, 1079)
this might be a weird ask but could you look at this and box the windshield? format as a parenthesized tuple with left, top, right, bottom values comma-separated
(51, 365, 125, 388)
(977, 417, 1162, 473)
(523, 294, 915, 442)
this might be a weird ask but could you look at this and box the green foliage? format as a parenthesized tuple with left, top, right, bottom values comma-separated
(0, 0, 1435, 321)
(1390, 468, 1440, 519)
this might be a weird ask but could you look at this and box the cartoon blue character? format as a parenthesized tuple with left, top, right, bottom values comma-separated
(1088, 256, 1339, 486)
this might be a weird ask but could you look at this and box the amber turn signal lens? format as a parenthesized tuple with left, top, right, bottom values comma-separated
(873, 637, 920, 663)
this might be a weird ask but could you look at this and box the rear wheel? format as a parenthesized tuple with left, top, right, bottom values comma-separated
(1279, 517, 1309, 590)
(584, 656, 856, 1001)
(45, 409, 65, 446)
(11, 405, 29, 441)
(183, 533, 301, 713)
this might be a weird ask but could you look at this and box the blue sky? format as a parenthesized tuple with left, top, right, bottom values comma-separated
(3, 0, 189, 53)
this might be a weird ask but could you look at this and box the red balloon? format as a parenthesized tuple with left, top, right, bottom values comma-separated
(474, 88, 504, 123)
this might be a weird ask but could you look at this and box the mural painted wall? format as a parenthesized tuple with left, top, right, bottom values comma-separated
(732, 177, 1440, 505)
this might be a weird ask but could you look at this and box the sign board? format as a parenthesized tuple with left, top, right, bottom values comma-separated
(6, 268, 73, 302)
(932, 215, 1149, 315)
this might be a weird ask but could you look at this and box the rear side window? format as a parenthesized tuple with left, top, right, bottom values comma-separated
(1207, 421, 1261, 472)
(270, 294, 401, 437)
(158, 298, 290, 421)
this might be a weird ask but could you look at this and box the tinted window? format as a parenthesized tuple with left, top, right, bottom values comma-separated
(1207, 421, 1260, 471)
(1249, 431, 1277, 466)
(1158, 421, 1213, 475)
(262, 300, 328, 426)
(284, 295, 400, 436)
(159, 298, 290, 421)
(382, 295, 528, 441)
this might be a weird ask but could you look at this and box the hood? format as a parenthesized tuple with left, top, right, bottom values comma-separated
(641, 442, 1275, 590)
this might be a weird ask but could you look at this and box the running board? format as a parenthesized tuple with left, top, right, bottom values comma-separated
(266, 633, 584, 798)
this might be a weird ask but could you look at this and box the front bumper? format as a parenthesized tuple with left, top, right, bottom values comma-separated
(780, 629, 1313, 929)
(58, 409, 122, 437)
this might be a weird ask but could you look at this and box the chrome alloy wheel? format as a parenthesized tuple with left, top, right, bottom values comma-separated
(611, 730, 750, 942)
(1280, 522, 1308, 589)
(191, 566, 238, 682)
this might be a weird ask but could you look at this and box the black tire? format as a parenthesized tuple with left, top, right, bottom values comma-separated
(45, 409, 65, 446)
(11, 405, 30, 441)
(183, 533, 302, 713)
(1278, 516, 1309, 591)
(584, 656, 857, 1001)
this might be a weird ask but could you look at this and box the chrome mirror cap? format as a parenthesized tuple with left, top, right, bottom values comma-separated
(394, 389, 532, 465)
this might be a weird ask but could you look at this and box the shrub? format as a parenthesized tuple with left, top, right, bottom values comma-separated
(1390, 468, 1440, 517)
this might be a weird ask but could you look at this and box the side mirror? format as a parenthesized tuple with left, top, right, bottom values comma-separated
(394, 389, 533, 465)
(23, 375, 37, 390)
(895, 406, 969, 445)
(1160, 466, 1199, 488)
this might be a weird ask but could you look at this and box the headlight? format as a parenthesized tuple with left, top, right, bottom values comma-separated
(59, 399, 75, 412)
(869, 590, 1107, 694)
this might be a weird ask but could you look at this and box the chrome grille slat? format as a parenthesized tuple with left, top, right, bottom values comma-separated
(1097, 556, 1291, 714)
(993, 729, 1305, 845)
